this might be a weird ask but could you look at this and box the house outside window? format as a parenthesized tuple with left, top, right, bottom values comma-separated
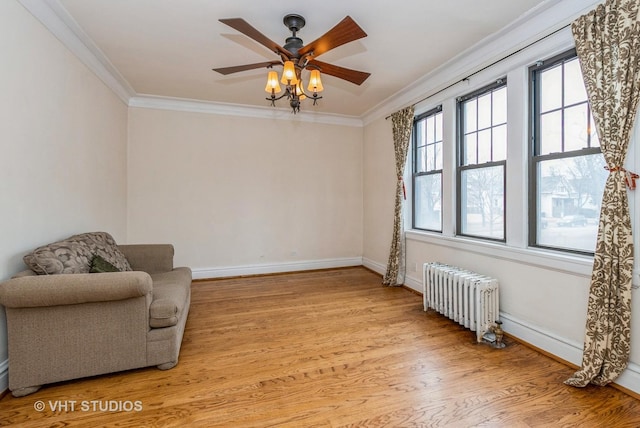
(457, 80, 507, 241)
(529, 49, 605, 254)
(413, 106, 443, 232)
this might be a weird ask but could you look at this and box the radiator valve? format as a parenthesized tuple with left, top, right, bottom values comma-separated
(493, 321, 505, 348)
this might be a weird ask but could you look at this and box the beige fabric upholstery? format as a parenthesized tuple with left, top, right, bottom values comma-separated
(0, 242, 191, 397)
(1, 272, 152, 308)
(149, 268, 192, 328)
(119, 244, 174, 274)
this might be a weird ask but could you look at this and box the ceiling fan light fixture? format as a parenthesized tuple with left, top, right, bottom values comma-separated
(264, 70, 281, 93)
(215, 14, 369, 113)
(281, 61, 298, 85)
(295, 81, 307, 101)
(307, 69, 323, 93)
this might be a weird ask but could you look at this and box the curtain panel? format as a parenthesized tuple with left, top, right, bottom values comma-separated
(383, 106, 415, 286)
(566, 0, 640, 387)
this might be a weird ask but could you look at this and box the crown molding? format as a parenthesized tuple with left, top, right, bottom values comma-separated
(18, 0, 136, 104)
(129, 95, 364, 127)
(17, 0, 364, 126)
(361, 0, 605, 125)
(20, 0, 602, 127)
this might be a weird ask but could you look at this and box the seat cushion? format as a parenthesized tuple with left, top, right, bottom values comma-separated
(149, 268, 191, 328)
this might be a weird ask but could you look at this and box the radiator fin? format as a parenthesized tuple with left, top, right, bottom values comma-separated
(423, 262, 499, 342)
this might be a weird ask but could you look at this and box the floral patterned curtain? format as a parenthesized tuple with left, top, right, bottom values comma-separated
(383, 106, 415, 286)
(565, 0, 640, 387)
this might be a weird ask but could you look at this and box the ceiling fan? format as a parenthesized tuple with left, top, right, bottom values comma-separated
(212, 14, 370, 113)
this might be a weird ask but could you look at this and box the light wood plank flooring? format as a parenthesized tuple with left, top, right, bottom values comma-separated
(1, 267, 639, 427)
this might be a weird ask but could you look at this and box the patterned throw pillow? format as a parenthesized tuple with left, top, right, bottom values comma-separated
(69, 232, 132, 272)
(89, 254, 121, 273)
(23, 240, 93, 275)
(23, 232, 132, 275)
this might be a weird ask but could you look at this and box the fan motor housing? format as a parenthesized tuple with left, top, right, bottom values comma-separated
(284, 37, 304, 57)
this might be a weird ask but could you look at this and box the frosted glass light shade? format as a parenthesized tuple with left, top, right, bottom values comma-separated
(265, 71, 281, 93)
(307, 70, 324, 92)
(295, 81, 306, 101)
(281, 61, 298, 85)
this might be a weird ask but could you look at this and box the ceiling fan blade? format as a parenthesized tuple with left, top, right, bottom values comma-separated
(219, 18, 291, 58)
(308, 60, 370, 86)
(213, 61, 282, 75)
(298, 16, 367, 58)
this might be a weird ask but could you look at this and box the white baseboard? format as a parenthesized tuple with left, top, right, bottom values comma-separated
(0, 358, 8, 395)
(501, 313, 640, 395)
(192, 257, 363, 280)
(362, 257, 385, 275)
(403, 274, 422, 293)
(362, 257, 423, 292)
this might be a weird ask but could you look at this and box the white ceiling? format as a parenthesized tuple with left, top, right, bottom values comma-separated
(53, 0, 549, 118)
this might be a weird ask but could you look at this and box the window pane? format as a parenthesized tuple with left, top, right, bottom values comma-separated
(536, 154, 606, 252)
(464, 133, 477, 165)
(434, 141, 443, 170)
(493, 124, 507, 161)
(477, 93, 492, 129)
(416, 120, 425, 148)
(564, 104, 589, 152)
(435, 112, 443, 141)
(415, 174, 442, 231)
(426, 115, 435, 144)
(465, 101, 477, 132)
(540, 110, 562, 154)
(564, 58, 588, 106)
(461, 166, 504, 239)
(426, 144, 435, 171)
(416, 146, 426, 173)
(477, 129, 492, 164)
(493, 87, 507, 124)
(541, 65, 562, 112)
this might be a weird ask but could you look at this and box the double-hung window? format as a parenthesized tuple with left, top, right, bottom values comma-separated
(413, 106, 443, 231)
(457, 80, 507, 241)
(529, 49, 605, 254)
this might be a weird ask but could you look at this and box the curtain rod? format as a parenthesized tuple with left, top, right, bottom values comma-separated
(385, 22, 572, 120)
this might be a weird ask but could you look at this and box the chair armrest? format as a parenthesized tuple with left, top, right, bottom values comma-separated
(118, 244, 174, 274)
(0, 271, 152, 308)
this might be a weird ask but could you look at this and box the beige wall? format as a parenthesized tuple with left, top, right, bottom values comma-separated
(127, 108, 363, 273)
(0, 0, 128, 376)
(363, 117, 395, 266)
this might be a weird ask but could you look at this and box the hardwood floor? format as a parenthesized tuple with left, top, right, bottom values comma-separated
(1, 267, 639, 427)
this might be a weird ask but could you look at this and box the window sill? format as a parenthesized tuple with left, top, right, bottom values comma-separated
(405, 229, 594, 278)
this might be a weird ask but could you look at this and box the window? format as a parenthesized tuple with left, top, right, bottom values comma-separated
(413, 106, 443, 231)
(530, 50, 605, 254)
(457, 80, 507, 241)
